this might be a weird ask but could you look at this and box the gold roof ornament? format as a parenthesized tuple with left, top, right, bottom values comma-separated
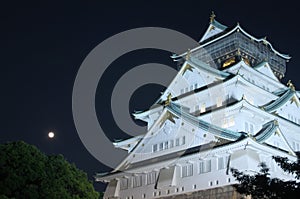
(290, 95, 300, 107)
(263, 37, 268, 45)
(210, 11, 216, 23)
(185, 49, 191, 60)
(182, 63, 194, 75)
(287, 80, 295, 91)
(164, 93, 172, 106)
(159, 111, 178, 127)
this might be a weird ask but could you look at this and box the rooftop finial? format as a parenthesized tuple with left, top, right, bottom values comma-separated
(210, 11, 216, 23)
(287, 80, 295, 91)
(164, 93, 172, 106)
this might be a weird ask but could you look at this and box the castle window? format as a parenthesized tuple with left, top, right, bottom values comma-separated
(199, 160, 211, 174)
(245, 122, 254, 133)
(133, 175, 142, 187)
(194, 83, 198, 89)
(182, 136, 186, 145)
(200, 103, 206, 113)
(152, 144, 157, 152)
(142, 193, 146, 198)
(170, 140, 174, 148)
(120, 178, 129, 190)
(181, 163, 193, 177)
(165, 141, 169, 149)
(195, 105, 199, 112)
(217, 157, 225, 170)
(217, 97, 222, 107)
(175, 138, 180, 146)
(147, 172, 157, 185)
(218, 156, 229, 170)
(159, 142, 164, 151)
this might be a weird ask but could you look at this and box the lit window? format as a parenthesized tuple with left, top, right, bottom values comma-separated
(200, 103, 206, 113)
(229, 117, 235, 127)
(217, 97, 222, 107)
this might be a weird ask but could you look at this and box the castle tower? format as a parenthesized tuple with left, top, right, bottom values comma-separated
(96, 13, 298, 199)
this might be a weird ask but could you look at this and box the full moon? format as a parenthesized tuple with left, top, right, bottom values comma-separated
(48, 132, 55, 138)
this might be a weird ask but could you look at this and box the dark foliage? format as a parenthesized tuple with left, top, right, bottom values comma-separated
(0, 141, 99, 199)
(231, 153, 300, 199)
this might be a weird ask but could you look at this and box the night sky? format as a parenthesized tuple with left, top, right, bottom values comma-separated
(1, 1, 300, 191)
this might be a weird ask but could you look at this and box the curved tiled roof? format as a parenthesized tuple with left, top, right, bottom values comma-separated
(167, 102, 245, 141)
(172, 23, 290, 60)
(254, 120, 278, 143)
(262, 89, 295, 112)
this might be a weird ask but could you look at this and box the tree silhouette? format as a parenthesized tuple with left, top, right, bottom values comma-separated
(0, 141, 99, 199)
(231, 153, 300, 199)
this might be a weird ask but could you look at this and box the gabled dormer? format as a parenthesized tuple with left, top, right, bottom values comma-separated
(254, 120, 295, 155)
(254, 61, 279, 82)
(199, 12, 228, 43)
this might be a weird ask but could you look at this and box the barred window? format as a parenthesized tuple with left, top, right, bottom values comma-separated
(120, 178, 129, 190)
(147, 172, 157, 185)
(153, 144, 157, 152)
(133, 175, 142, 187)
(199, 160, 211, 174)
(182, 164, 193, 177)
(218, 156, 229, 170)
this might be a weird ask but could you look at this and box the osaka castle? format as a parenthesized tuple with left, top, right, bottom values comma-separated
(96, 13, 300, 199)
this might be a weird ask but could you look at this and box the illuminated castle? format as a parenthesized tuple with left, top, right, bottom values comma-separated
(97, 13, 299, 199)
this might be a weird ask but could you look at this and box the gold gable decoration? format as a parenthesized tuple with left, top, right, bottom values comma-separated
(222, 57, 236, 68)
